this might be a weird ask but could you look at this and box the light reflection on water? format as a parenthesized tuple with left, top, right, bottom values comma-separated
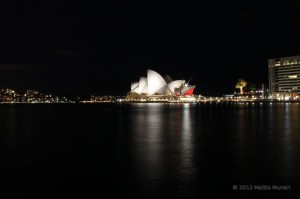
(281, 104, 299, 179)
(129, 104, 196, 178)
(124, 103, 300, 197)
(0, 103, 300, 198)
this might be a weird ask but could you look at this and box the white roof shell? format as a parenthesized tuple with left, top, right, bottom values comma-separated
(130, 69, 190, 96)
(167, 80, 185, 95)
(141, 84, 148, 94)
(156, 86, 168, 95)
(131, 82, 139, 92)
(147, 69, 167, 95)
(137, 77, 147, 94)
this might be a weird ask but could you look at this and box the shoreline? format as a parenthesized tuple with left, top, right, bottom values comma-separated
(1, 99, 299, 104)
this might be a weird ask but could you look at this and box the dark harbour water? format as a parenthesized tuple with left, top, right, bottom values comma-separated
(0, 102, 300, 198)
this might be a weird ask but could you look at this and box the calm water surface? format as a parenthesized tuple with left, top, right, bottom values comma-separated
(0, 103, 300, 198)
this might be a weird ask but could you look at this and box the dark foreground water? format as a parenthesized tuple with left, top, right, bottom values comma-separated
(0, 102, 300, 198)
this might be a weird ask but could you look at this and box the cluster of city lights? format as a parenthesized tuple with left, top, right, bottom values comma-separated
(0, 88, 74, 103)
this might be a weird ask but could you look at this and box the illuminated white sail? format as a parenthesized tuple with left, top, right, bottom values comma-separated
(147, 69, 167, 95)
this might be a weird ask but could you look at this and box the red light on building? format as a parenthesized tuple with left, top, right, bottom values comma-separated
(184, 87, 195, 96)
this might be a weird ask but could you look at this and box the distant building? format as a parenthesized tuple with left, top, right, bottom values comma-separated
(269, 55, 300, 99)
(129, 69, 195, 97)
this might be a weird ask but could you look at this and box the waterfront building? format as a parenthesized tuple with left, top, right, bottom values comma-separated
(127, 69, 195, 101)
(269, 55, 300, 99)
(129, 69, 194, 96)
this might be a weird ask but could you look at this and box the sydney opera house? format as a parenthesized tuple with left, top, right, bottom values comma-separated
(126, 69, 195, 101)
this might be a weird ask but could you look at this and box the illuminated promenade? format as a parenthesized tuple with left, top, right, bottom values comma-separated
(81, 95, 300, 104)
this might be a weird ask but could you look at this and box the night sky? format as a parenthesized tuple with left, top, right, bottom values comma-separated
(1, 1, 300, 96)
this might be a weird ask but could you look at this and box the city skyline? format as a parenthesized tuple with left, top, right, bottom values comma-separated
(1, 2, 300, 96)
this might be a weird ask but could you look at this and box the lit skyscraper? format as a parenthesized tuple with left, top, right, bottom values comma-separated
(269, 55, 300, 98)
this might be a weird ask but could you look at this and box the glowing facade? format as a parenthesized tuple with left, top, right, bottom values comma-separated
(167, 80, 185, 95)
(129, 69, 195, 96)
(137, 77, 147, 94)
(147, 69, 167, 95)
(269, 55, 300, 97)
(131, 82, 139, 92)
